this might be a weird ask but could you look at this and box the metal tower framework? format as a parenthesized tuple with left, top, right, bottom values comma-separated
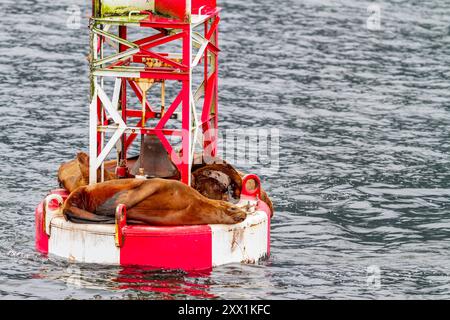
(89, 1, 220, 185)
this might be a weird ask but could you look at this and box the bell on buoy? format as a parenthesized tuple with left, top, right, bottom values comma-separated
(130, 135, 179, 178)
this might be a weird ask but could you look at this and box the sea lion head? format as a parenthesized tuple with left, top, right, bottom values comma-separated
(192, 164, 242, 203)
(57, 152, 117, 193)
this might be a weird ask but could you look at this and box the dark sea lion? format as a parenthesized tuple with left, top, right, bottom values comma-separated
(191, 163, 243, 202)
(191, 154, 274, 216)
(63, 178, 247, 226)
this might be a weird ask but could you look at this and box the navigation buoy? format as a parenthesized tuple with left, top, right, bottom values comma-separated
(35, 0, 271, 270)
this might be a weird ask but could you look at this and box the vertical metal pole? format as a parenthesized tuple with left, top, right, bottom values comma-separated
(161, 80, 165, 117)
(212, 14, 219, 157)
(99, 31, 105, 182)
(204, 19, 209, 99)
(89, 30, 99, 185)
(181, 26, 192, 185)
(119, 25, 127, 167)
(139, 86, 147, 173)
(203, 19, 209, 158)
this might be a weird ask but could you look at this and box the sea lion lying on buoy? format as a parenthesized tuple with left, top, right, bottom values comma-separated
(63, 178, 247, 225)
(58, 152, 116, 193)
(191, 162, 243, 202)
(191, 155, 274, 216)
(58, 152, 273, 218)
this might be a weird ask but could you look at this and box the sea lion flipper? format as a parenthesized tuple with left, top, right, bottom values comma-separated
(111, 179, 162, 209)
(64, 206, 115, 224)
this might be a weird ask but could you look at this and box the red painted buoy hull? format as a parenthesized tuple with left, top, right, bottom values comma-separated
(35, 189, 271, 271)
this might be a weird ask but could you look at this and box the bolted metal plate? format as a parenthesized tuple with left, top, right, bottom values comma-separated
(101, 0, 156, 16)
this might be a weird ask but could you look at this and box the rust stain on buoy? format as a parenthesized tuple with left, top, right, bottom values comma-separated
(231, 228, 244, 252)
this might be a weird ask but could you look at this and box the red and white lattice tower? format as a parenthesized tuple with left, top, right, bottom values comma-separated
(89, 0, 220, 185)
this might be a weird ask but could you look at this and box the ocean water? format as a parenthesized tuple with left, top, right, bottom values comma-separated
(1, 0, 450, 299)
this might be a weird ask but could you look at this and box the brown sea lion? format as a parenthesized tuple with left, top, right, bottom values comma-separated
(58, 152, 273, 218)
(191, 154, 274, 216)
(57, 152, 117, 193)
(63, 178, 247, 225)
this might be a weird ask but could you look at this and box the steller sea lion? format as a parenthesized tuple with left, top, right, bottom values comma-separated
(191, 154, 274, 217)
(63, 178, 247, 226)
(58, 152, 116, 193)
(58, 152, 273, 221)
(191, 162, 243, 202)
